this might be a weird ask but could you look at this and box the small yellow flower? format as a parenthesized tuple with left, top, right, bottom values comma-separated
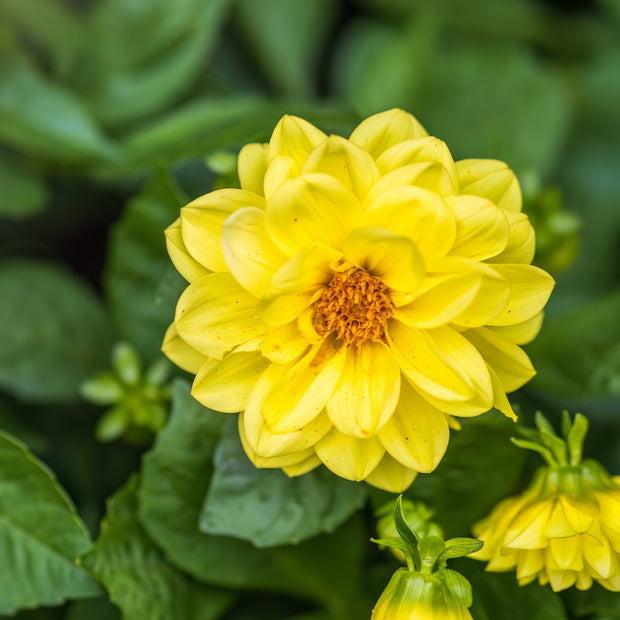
(472, 413, 620, 592)
(162, 109, 554, 491)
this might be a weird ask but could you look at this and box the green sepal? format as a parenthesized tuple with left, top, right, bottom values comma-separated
(539, 428, 568, 466)
(95, 406, 129, 442)
(79, 372, 122, 405)
(144, 357, 172, 387)
(510, 437, 554, 466)
(112, 342, 141, 386)
(439, 537, 484, 562)
(370, 536, 413, 559)
(567, 413, 588, 466)
(534, 411, 556, 436)
(560, 410, 572, 441)
(418, 535, 445, 573)
(394, 495, 421, 571)
(440, 568, 473, 608)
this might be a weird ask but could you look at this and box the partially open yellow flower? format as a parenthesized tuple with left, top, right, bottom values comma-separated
(162, 109, 554, 492)
(472, 413, 620, 592)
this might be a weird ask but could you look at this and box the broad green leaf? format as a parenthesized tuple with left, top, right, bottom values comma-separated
(0, 430, 100, 615)
(464, 563, 568, 620)
(0, 0, 83, 76)
(527, 291, 620, 402)
(80, 476, 234, 620)
(406, 412, 527, 536)
(412, 42, 570, 178)
(0, 51, 119, 164)
(0, 259, 113, 403)
(104, 170, 186, 361)
(236, 0, 338, 98)
(0, 157, 48, 219)
(200, 417, 366, 547)
(86, 0, 232, 125)
(138, 380, 368, 615)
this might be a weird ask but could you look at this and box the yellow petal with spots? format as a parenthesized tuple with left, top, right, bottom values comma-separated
(191, 352, 270, 413)
(175, 272, 265, 359)
(315, 428, 385, 481)
(282, 453, 321, 477)
(261, 321, 309, 364)
(326, 341, 400, 438)
(301, 135, 380, 200)
(181, 189, 265, 271)
(161, 323, 207, 374)
(349, 109, 427, 160)
(343, 227, 425, 293)
(165, 218, 209, 282)
(263, 155, 301, 199)
(378, 380, 449, 473)
(221, 206, 286, 297)
(238, 143, 268, 195)
(266, 173, 362, 256)
(456, 159, 522, 212)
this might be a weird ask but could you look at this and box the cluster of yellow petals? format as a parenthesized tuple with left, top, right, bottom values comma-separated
(472, 475, 620, 592)
(162, 108, 554, 492)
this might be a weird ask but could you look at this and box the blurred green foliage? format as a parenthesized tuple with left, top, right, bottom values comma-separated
(0, 0, 619, 618)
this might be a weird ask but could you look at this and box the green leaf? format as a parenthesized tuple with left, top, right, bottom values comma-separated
(567, 583, 620, 619)
(104, 170, 186, 361)
(65, 597, 121, 620)
(440, 538, 484, 561)
(86, 0, 232, 125)
(0, 259, 113, 403)
(527, 291, 620, 402)
(0, 51, 119, 164)
(0, 430, 100, 615)
(0, 157, 48, 219)
(0, 0, 83, 76)
(200, 416, 366, 547)
(235, 0, 338, 98)
(80, 476, 234, 620)
(138, 381, 368, 616)
(407, 413, 527, 536)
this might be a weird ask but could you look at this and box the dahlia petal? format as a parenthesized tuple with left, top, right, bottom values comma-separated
(464, 327, 536, 393)
(504, 501, 553, 549)
(583, 533, 613, 579)
(488, 312, 544, 345)
(487, 264, 555, 326)
(363, 453, 417, 493)
(165, 218, 209, 282)
(191, 351, 269, 413)
(428, 257, 511, 328)
(455, 159, 522, 212)
(392, 272, 482, 329)
(243, 371, 332, 458)
(488, 210, 536, 265)
(239, 415, 318, 468)
(516, 549, 545, 581)
(487, 548, 519, 571)
(343, 227, 425, 293)
(367, 162, 455, 199)
(161, 323, 207, 374)
(549, 536, 583, 571)
(261, 321, 309, 364)
(175, 272, 265, 359)
(349, 109, 428, 160)
(575, 571, 593, 590)
(447, 195, 510, 260)
(376, 137, 458, 192)
(268, 115, 327, 161)
(238, 142, 268, 195)
(261, 340, 346, 434)
(561, 495, 598, 534)
(326, 341, 400, 438)
(221, 207, 287, 296)
(263, 155, 301, 199)
(364, 186, 457, 259)
(472, 496, 528, 555)
(486, 364, 517, 421)
(378, 380, 449, 473)
(181, 189, 265, 271)
(314, 427, 385, 481)
(266, 173, 362, 256)
(301, 135, 380, 200)
(547, 569, 577, 592)
(282, 453, 321, 477)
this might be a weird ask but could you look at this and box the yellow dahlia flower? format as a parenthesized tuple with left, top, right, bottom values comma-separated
(162, 109, 554, 492)
(372, 497, 480, 620)
(472, 413, 620, 592)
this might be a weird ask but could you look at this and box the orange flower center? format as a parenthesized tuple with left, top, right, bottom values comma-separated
(314, 268, 393, 346)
